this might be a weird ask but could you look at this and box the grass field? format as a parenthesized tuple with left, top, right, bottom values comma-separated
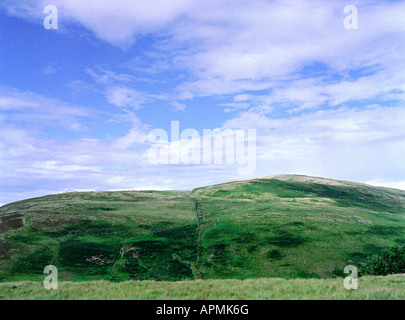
(1, 174, 404, 299)
(1, 274, 403, 300)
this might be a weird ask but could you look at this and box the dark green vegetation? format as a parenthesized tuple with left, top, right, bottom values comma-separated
(360, 245, 405, 276)
(1, 175, 405, 284)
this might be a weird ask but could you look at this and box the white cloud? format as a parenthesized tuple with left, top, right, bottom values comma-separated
(172, 0, 405, 98)
(0, 87, 96, 130)
(367, 180, 405, 191)
(40, 64, 58, 76)
(113, 127, 147, 149)
(171, 101, 186, 111)
(1, 0, 195, 47)
(0, 95, 40, 110)
(3, 0, 405, 103)
(106, 86, 146, 109)
(2, 101, 405, 205)
(223, 104, 405, 184)
(85, 67, 135, 84)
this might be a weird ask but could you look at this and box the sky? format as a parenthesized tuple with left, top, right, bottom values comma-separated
(1, 0, 405, 206)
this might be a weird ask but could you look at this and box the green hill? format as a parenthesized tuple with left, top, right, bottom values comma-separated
(1, 175, 405, 282)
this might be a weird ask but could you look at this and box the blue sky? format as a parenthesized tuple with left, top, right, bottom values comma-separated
(1, 0, 405, 205)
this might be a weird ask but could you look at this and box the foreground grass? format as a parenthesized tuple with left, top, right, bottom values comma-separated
(1, 274, 404, 300)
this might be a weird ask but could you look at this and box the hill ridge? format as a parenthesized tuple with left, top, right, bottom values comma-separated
(195, 174, 405, 193)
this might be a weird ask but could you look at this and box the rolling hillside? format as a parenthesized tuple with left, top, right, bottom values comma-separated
(1, 175, 405, 282)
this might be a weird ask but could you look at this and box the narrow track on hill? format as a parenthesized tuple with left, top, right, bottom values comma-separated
(105, 240, 123, 280)
(177, 192, 201, 265)
(190, 196, 201, 264)
(104, 192, 203, 281)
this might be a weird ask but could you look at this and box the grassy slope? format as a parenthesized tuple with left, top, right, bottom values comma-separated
(0, 191, 198, 282)
(1, 274, 404, 300)
(191, 175, 405, 279)
(1, 175, 405, 287)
